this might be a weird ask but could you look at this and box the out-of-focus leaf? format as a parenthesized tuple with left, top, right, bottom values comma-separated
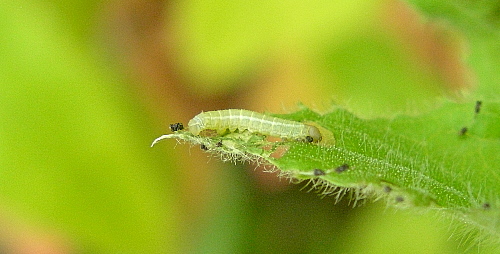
(0, 1, 178, 253)
(168, 0, 382, 95)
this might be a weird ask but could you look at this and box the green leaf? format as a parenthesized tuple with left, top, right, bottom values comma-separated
(152, 102, 500, 246)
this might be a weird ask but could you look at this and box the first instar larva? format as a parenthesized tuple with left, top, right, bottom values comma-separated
(188, 109, 322, 142)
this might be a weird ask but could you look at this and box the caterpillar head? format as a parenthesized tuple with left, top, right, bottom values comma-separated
(188, 115, 204, 135)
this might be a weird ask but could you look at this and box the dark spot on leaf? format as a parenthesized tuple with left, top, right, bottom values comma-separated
(475, 101, 482, 114)
(459, 127, 468, 136)
(482, 203, 491, 210)
(313, 169, 326, 176)
(335, 164, 349, 173)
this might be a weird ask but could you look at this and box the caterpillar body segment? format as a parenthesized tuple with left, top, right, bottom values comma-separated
(188, 109, 322, 142)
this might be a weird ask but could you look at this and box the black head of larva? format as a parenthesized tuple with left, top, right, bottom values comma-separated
(169, 123, 184, 132)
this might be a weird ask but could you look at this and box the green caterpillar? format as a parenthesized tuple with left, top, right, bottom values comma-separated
(188, 109, 322, 142)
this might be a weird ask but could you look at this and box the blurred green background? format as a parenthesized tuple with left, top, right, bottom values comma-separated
(0, 0, 494, 253)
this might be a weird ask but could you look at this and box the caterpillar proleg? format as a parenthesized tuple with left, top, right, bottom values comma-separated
(188, 109, 322, 142)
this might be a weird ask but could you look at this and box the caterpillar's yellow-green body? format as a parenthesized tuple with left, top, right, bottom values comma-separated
(188, 109, 322, 142)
